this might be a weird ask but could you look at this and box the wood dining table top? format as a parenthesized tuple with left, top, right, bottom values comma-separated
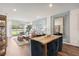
(31, 35, 61, 44)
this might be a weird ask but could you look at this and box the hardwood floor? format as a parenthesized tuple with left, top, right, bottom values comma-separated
(6, 37, 31, 56)
(58, 44, 79, 56)
(5, 37, 79, 56)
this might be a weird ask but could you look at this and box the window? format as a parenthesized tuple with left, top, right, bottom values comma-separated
(12, 20, 25, 36)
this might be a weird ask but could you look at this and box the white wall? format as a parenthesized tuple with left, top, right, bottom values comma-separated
(52, 11, 70, 43)
(46, 16, 51, 35)
(7, 19, 12, 38)
(70, 9, 79, 46)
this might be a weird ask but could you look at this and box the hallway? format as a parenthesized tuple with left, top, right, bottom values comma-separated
(6, 37, 31, 56)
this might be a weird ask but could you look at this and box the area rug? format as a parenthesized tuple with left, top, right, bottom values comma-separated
(13, 36, 29, 46)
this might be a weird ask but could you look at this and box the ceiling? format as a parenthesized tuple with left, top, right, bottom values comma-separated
(0, 3, 79, 22)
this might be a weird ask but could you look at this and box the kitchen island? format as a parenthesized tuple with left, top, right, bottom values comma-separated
(31, 35, 62, 56)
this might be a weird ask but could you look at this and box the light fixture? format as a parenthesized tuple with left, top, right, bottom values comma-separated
(49, 3, 53, 8)
(13, 9, 16, 11)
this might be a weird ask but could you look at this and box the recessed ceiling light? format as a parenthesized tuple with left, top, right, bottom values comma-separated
(13, 9, 16, 11)
(49, 3, 53, 8)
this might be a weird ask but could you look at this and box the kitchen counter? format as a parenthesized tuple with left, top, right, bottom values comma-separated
(31, 35, 62, 56)
(31, 35, 61, 44)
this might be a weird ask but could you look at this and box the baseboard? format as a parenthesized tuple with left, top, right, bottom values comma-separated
(63, 42, 79, 47)
(63, 42, 71, 44)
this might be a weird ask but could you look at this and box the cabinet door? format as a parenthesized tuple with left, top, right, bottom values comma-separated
(47, 40, 58, 56)
(31, 40, 44, 56)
